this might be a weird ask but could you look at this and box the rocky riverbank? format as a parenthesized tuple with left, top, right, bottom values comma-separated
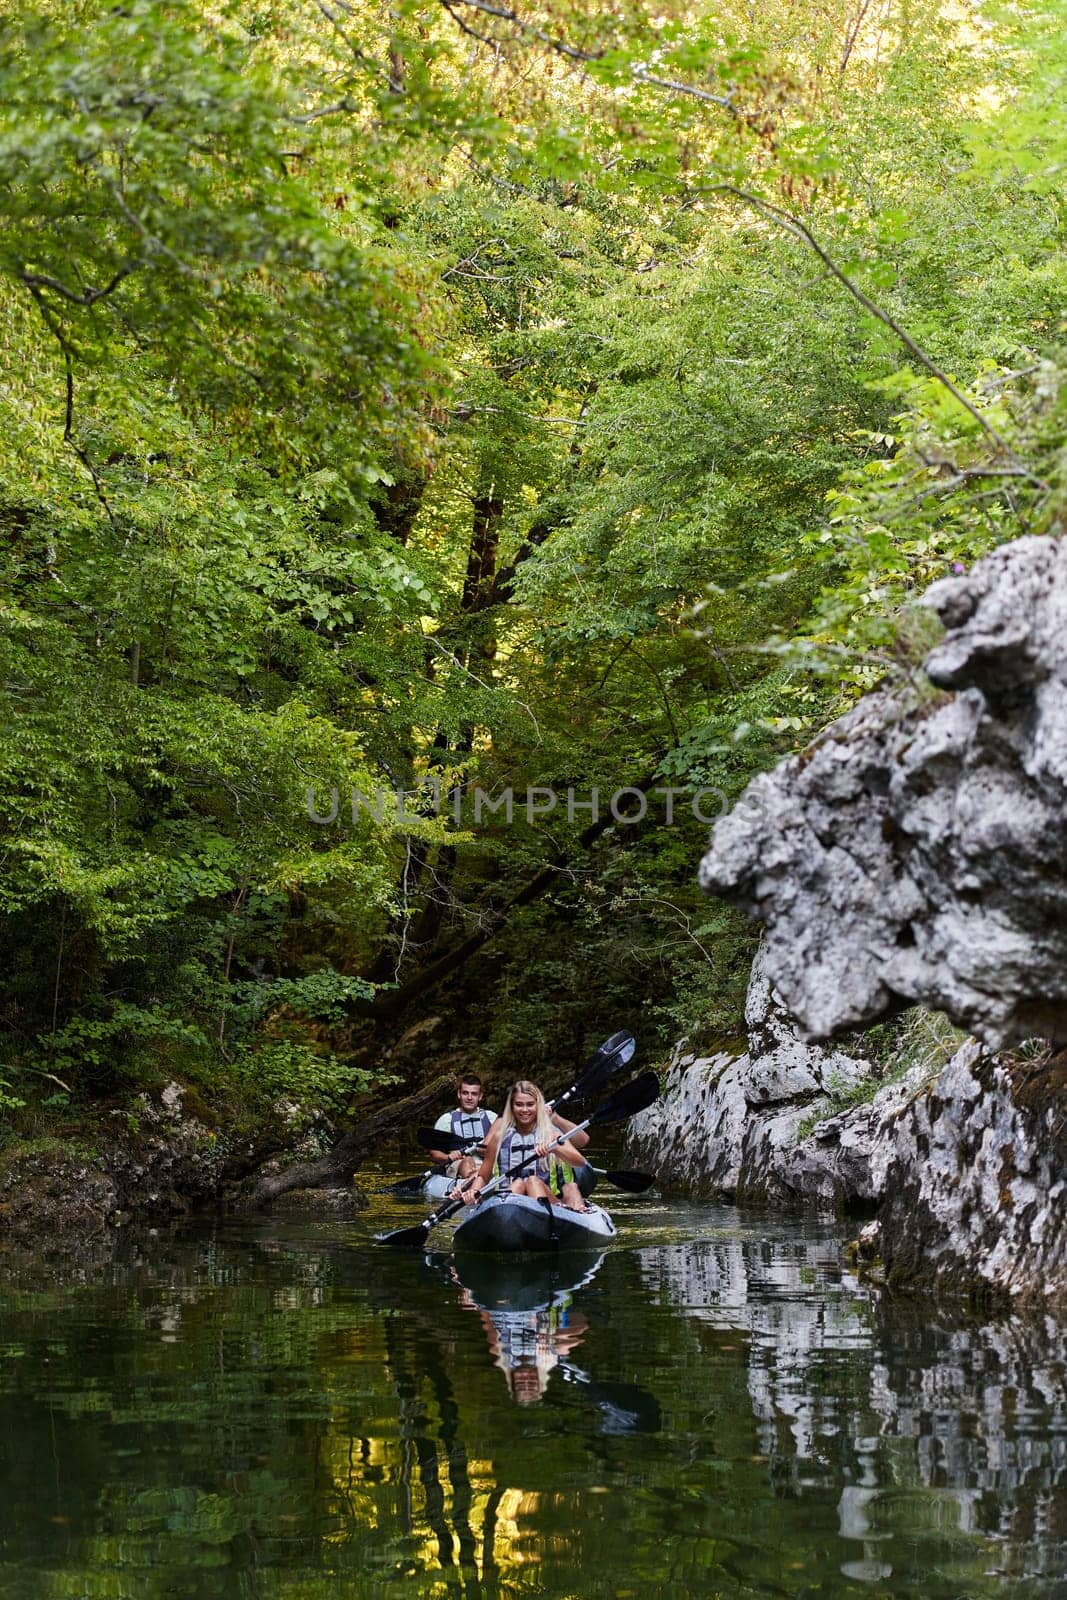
(0, 1083, 362, 1254)
(0, 1058, 459, 1253)
(628, 950, 922, 1210)
(628, 957, 1066, 1311)
(651, 534, 1067, 1312)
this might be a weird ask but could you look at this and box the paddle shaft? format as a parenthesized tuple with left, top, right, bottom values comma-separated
(382, 1130, 488, 1196)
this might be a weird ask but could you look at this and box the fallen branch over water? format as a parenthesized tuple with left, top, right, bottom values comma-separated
(251, 1072, 453, 1208)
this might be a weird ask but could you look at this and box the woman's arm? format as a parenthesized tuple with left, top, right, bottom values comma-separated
(455, 1126, 500, 1200)
(536, 1137, 585, 1167)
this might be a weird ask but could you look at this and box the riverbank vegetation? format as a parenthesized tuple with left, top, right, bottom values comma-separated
(1, 0, 1065, 1129)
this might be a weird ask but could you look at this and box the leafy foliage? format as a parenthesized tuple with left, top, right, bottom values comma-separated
(0, 0, 1065, 1120)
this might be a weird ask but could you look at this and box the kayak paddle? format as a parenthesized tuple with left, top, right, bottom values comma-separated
(377, 1069, 660, 1250)
(551, 1029, 636, 1113)
(379, 1123, 486, 1196)
(586, 1165, 656, 1194)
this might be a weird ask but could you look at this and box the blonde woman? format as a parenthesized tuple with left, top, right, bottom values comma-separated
(454, 1080, 592, 1212)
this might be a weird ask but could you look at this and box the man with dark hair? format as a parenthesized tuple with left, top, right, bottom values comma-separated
(429, 1074, 499, 1180)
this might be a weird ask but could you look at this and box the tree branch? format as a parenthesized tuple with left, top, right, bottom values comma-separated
(439, 0, 736, 108)
(714, 186, 1045, 483)
(250, 1072, 454, 1205)
(24, 284, 119, 528)
(18, 261, 141, 307)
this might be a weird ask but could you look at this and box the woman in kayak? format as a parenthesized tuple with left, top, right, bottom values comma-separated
(453, 1080, 593, 1212)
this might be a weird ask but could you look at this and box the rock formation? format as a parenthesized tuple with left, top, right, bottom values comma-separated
(874, 1042, 1066, 1309)
(627, 952, 931, 1211)
(701, 535, 1067, 1048)
(643, 536, 1067, 1307)
(629, 957, 1066, 1308)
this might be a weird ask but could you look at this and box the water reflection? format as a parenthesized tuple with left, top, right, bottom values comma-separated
(441, 1250, 662, 1430)
(0, 1205, 1061, 1599)
(446, 1250, 603, 1405)
(639, 1230, 1067, 1592)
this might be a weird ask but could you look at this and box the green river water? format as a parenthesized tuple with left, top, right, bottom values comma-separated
(0, 1172, 1063, 1600)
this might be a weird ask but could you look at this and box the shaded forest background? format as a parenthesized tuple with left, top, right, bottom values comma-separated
(1, 0, 1066, 1126)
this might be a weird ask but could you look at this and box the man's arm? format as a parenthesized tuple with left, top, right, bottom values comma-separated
(550, 1110, 590, 1151)
(429, 1113, 461, 1166)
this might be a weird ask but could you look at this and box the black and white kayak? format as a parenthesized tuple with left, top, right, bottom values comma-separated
(452, 1190, 616, 1254)
(422, 1172, 453, 1202)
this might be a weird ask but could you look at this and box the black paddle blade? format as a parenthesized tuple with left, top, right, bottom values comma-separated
(588, 1069, 660, 1127)
(380, 1173, 431, 1196)
(565, 1030, 636, 1104)
(593, 1029, 636, 1067)
(377, 1217, 434, 1250)
(417, 1125, 487, 1152)
(601, 1167, 657, 1194)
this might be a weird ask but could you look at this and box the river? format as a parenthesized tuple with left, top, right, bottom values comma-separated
(0, 1170, 1063, 1599)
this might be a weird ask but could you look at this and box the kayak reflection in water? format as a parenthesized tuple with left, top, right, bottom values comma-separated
(486, 1298, 589, 1405)
(452, 1080, 592, 1211)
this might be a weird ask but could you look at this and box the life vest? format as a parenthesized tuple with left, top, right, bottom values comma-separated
(492, 1300, 567, 1370)
(448, 1108, 494, 1145)
(495, 1129, 572, 1195)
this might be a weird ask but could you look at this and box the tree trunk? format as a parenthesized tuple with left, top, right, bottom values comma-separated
(250, 1071, 454, 1206)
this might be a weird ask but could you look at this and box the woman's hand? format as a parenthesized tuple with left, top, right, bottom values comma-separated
(534, 1141, 551, 1159)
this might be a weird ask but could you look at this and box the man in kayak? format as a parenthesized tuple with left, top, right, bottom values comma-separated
(428, 1074, 499, 1182)
(453, 1080, 593, 1211)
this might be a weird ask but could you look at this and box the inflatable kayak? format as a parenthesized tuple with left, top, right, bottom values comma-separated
(451, 1190, 616, 1253)
(421, 1163, 597, 1205)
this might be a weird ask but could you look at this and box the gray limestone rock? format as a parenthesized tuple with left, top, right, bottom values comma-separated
(630, 947, 1065, 1307)
(627, 951, 879, 1207)
(878, 1041, 1067, 1310)
(700, 535, 1067, 1048)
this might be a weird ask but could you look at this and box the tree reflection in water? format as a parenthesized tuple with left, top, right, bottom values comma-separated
(0, 1209, 1062, 1599)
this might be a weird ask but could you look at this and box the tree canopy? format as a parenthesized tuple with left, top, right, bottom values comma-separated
(1, 0, 1065, 1118)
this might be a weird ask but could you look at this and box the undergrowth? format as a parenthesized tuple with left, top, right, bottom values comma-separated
(796, 1007, 968, 1142)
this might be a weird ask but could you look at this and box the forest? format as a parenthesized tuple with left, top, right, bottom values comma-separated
(1, 0, 1065, 1130)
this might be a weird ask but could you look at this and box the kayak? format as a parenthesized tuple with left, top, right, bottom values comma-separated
(452, 1190, 616, 1253)
(421, 1162, 598, 1205)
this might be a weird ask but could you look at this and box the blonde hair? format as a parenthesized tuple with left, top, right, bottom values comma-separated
(496, 1079, 557, 1147)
